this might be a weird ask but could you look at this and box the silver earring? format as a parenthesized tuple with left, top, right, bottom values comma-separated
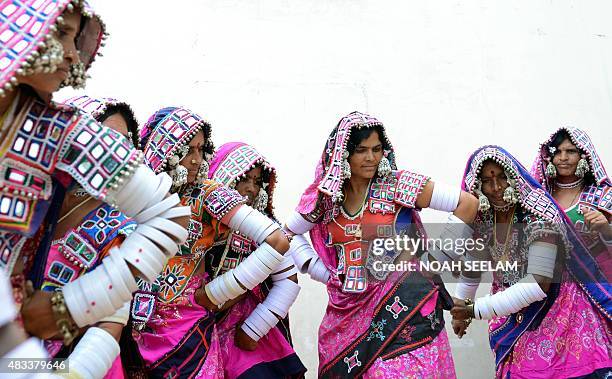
(341, 150, 351, 180)
(196, 160, 209, 181)
(377, 151, 392, 177)
(545, 160, 557, 178)
(575, 155, 589, 178)
(475, 181, 490, 212)
(502, 175, 519, 205)
(60, 62, 87, 89)
(170, 165, 188, 189)
(254, 188, 269, 212)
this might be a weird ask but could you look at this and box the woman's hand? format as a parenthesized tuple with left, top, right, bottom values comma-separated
(583, 209, 611, 238)
(450, 298, 471, 321)
(20, 287, 60, 340)
(235, 326, 258, 351)
(452, 319, 469, 339)
(195, 287, 218, 312)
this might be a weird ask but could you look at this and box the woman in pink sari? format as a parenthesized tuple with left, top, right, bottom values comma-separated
(207, 141, 306, 378)
(531, 127, 611, 281)
(452, 145, 611, 379)
(285, 111, 479, 378)
(40, 95, 140, 379)
(132, 108, 293, 378)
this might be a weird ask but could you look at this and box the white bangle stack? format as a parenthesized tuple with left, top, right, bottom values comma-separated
(262, 280, 300, 319)
(289, 234, 330, 283)
(241, 277, 301, 341)
(206, 242, 284, 306)
(429, 182, 461, 212)
(454, 274, 481, 300)
(285, 211, 315, 235)
(227, 205, 280, 245)
(270, 253, 298, 282)
(64, 249, 138, 327)
(68, 327, 119, 379)
(289, 234, 316, 274)
(98, 301, 130, 325)
(526, 241, 557, 279)
(473, 275, 546, 320)
(308, 258, 330, 284)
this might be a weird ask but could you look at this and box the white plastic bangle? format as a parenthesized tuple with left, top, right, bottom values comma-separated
(136, 224, 178, 255)
(454, 275, 481, 300)
(108, 248, 138, 292)
(233, 266, 260, 289)
(120, 233, 167, 281)
(429, 182, 461, 212)
(209, 276, 237, 304)
(285, 211, 315, 235)
(159, 205, 192, 220)
(274, 253, 296, 272)
(256, 242, 284, 264)
(526, 241, 557, 279)
(271, 265, 298, 282)
(506, 286, 524, 313)
(229, 205, 279, 244)
(227, 205, 251, 230)
(225, 273, 245, 298)
(241, 322, 261, 341)
(247, 310, 269, 336)
(64, 279, 95, 326)
(216, 276, 234, 302)
(135, 193, 181, 223)
(146, 217, 189, 245)
(308, 258, 331, 283)
(243, 319, 264, 339)
(240, 259, 270, 284)
(253, 247, 282, 270)
(145, 173, 173, 209)
(114, 165, 159, 214)
(99, 301, 130, 325)
(80, 271, 115, 320)
(97, 264, 126, 310)
(70, 327, 119, 379)
(113, 164, 158, 205)
(489, 293, 508, 315)
(256, 305, 279, 327)
(289, 234, 317, 272)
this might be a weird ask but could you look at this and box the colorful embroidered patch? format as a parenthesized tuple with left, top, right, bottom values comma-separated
(394, 170, 430, 209)
(156, 257, 198, 303)
(131, 292, 156, 324)
(366, 319, 387, 342)
(57, 115, 139, 199)
(343, 350, 362, 374)
(343, 265, 367, 293)
(202, 185, 246, 220)
(386, 296, 409, 319)
(79, 204, 135, 247)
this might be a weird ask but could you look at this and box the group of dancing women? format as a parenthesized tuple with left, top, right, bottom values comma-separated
(0, 1, 609, 378)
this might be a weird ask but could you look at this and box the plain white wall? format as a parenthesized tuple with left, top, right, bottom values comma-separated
(58, 1, 611, 377)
